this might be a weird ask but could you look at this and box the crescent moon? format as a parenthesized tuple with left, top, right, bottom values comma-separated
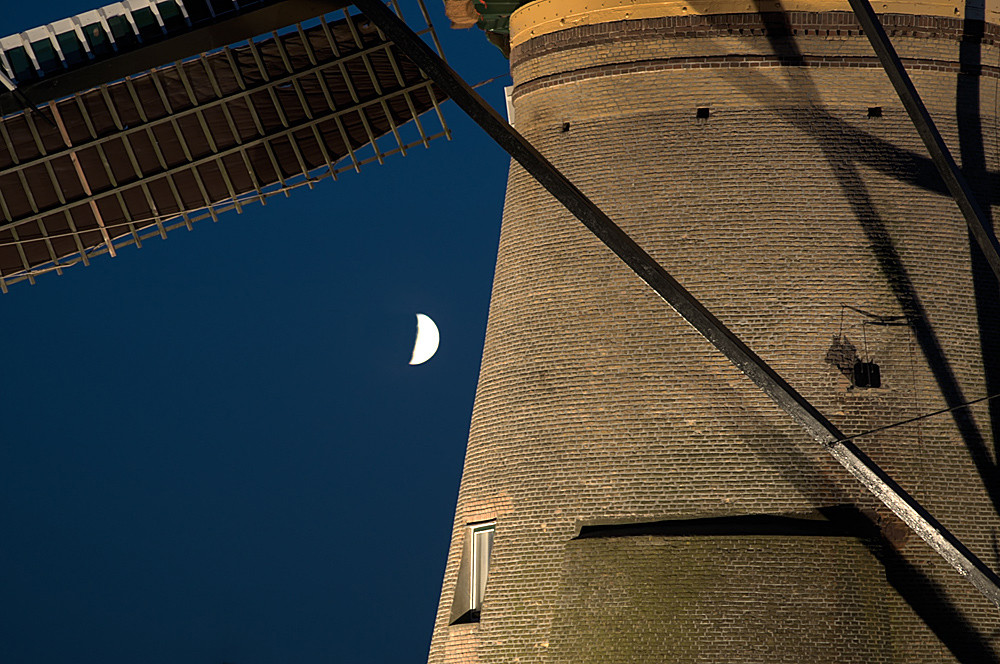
(409, 313, 440, 365)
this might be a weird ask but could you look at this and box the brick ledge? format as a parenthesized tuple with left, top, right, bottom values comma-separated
(511, 52, 1000, 101)
(511, 12, 1000, 68)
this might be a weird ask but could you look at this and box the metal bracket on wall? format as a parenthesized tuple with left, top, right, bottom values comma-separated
(351, 0, 1000, 609)
(846, 0, 1000, 282)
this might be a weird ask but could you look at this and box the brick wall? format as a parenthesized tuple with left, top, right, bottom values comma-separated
(428, 8, 1000, 663)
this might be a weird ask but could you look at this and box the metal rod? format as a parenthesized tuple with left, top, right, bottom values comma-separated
(83, 88, 165, 241)
(99, 84, 166, 238)
(343, 9, 407, 156)
(306, 28, 364, 171)
(220, 50, 290, 196)
(48, 101, 117, 257)
(21, 112, 103, 264)
(32, 217, 64, 275)
(320, 14, 386, 164)
(295, 22, 345, 178)
(125, 76, 187, 243)
(200, 55, 269, 204)
(352, 0, 1000, 608)
(260, 37, 314, 183)
(60, 208, 92, 267)
(175, 62, 246, 213)
(846, 0, 1000, 281)
(382, 42, 431, 148)
(7, 225, 36, 284)
(243, 39, 296, 193)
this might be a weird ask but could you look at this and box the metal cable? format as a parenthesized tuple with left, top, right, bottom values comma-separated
(843, 391, 1000, 442)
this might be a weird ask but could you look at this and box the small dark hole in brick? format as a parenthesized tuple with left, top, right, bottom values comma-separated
(696, 107, 710, 119)
(867, 106, 883, 118)
(561, 122, 570, 132)
(853, 361, 882, 388)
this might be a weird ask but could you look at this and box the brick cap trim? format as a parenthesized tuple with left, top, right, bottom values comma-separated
(511, 51, 1000, 101)
(510, 0, 1000, 47)
(510, 12, 1000, 68)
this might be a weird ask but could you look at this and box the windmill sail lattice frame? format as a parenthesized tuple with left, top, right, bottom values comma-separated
(0, 0, 449, 290)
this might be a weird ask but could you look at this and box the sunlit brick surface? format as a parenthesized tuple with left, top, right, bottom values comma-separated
(429, 8, 1000, 662)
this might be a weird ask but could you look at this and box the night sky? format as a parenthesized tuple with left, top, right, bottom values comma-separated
(0, 3, 511, 662)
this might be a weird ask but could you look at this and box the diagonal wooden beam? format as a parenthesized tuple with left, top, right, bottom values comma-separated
(846, 0, 1000, 282)
(351, 0, 1000, 609)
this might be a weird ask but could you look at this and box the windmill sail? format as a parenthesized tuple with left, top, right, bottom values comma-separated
(0, 0, 448, 290)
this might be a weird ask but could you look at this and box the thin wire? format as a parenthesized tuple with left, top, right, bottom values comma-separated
(840, 303, 908, 325)
(840, 391, 1000, 443)
(0, 184, 313, 248)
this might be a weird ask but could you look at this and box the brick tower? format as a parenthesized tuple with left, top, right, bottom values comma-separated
(428, 0, 1000, 660)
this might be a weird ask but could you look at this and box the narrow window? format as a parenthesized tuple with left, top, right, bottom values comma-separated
(449, 520, 496, 624)
(470, 522, 495, 613)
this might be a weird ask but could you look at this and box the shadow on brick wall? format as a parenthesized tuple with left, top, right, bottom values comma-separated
(957, 11, 1000, 520)
(744, 7, 999, 658)
(741, 3, 1000, 527)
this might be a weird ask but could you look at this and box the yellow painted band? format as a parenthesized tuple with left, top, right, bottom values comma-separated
(509, 0, 995, 48)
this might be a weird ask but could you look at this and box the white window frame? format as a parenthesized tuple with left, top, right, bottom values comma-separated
(469, 521, 495, 613)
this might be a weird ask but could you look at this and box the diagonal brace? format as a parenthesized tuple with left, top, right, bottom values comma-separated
(353, 0, 1000, 609)
(847, 0, 1000, 282)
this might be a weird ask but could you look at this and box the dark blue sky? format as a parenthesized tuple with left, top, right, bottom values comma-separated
(0, 4, 511, 662)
